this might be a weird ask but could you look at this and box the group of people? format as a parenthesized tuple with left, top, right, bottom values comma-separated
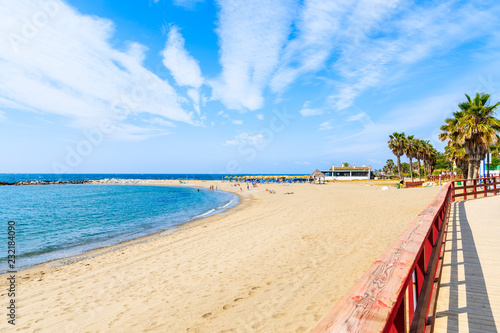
(232, 182, 255, 191)
(209, 185, 217, 190)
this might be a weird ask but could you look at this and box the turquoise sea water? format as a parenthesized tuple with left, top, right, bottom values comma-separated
(0, 184, 237, 271)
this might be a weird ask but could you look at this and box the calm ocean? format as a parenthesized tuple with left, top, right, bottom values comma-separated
(0, 181, 238, 272)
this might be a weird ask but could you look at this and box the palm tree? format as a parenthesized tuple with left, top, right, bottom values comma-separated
(388, 132, 406, 180)
(386, 159, 395, 174)
(419, 140, 433, 180)
(405, 135, 416, 182)
(456, 93, 500, 179)
(425, 146, 438, 176)
(414, 140, 426, 181)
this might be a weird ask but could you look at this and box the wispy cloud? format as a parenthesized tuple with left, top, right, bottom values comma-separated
(232, 119, 243, 125)
(323, 92, 462, 159)
(144, 117, 176, 127)
(162, 26, 204, 89)
(224, 132, 264, 146)
(299, 101, 323, 116)
(328, 1, 500, 110)
(0, 0, 194, 139)
(162, 25, 204, 114)
(319, 120, 336, 131)
(270, 0, 351, 93)
(210, 0, 297, 110)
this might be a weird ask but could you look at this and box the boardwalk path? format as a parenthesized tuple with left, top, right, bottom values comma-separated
(434, 195, 500, 332)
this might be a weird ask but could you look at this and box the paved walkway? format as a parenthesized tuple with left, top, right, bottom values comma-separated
(434, 195, 500, 332)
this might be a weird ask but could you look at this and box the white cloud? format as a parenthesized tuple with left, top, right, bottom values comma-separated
(162, 26, 204, 89)
(300, 101, 324, 116)
(319, 120, 335, 131)
(300, 108, 324, 117)
(224, 132, 265, 146)
(232, 120, 243, 125)
(295, 161, 311, 165)
(110, 123, 171, 141)
(256, 113, 264, 120)
(187, 88, 201, 115)
(0, 0, 194, 139)
(327, 1, 500, 110)
(271, 0, 351, 93)
(216, 110, 229, 118)
(0, 110, 6, 121)
(144, 117, 175, 127)
(210, 0, 297, 110)
(346, 112, 370, 122)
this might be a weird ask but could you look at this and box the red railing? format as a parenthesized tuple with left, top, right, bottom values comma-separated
(451, 176, 500, 201)
(313, 184, 453, 333)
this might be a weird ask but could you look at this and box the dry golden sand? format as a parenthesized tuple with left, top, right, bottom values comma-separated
(1, 181, 441, 332)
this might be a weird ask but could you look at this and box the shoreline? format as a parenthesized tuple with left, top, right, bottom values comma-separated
(0, 180, 442, 332)
(1, 181, 244, 274)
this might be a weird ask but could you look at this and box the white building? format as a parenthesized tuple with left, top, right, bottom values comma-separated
(321, 163, 371, 181)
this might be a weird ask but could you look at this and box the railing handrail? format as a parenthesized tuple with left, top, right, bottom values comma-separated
(452, 175, 498, 182)
(451, 176, 500, 201)
(313, 184, 452, 333)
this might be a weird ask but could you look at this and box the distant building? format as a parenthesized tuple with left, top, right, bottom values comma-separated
(321, 163, 371, 180)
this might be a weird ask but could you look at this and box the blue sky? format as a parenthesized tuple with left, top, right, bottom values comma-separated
(1, 0, 500, 174)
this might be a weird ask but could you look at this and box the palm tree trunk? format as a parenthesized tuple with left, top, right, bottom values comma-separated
(409, 157, 413, 182)
(417, 159, 422, 181)
(423, 160, 427, 180)
(467, 160, 474, 180)
(473, 159, 480, 179)
(397, 155, 402, 180)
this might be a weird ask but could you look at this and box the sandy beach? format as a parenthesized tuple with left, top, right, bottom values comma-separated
(1, 180, 441, 332)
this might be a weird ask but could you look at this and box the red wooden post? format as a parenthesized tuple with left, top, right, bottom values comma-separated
(416, 253, 425, 295)
(473, 179, 477, 199)
(425, 233, 433, 268)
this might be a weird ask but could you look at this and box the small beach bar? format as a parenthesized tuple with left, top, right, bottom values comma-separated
(321, 164, 372, 181)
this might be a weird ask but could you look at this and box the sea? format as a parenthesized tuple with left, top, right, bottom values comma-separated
(0, 174, 246, 272)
